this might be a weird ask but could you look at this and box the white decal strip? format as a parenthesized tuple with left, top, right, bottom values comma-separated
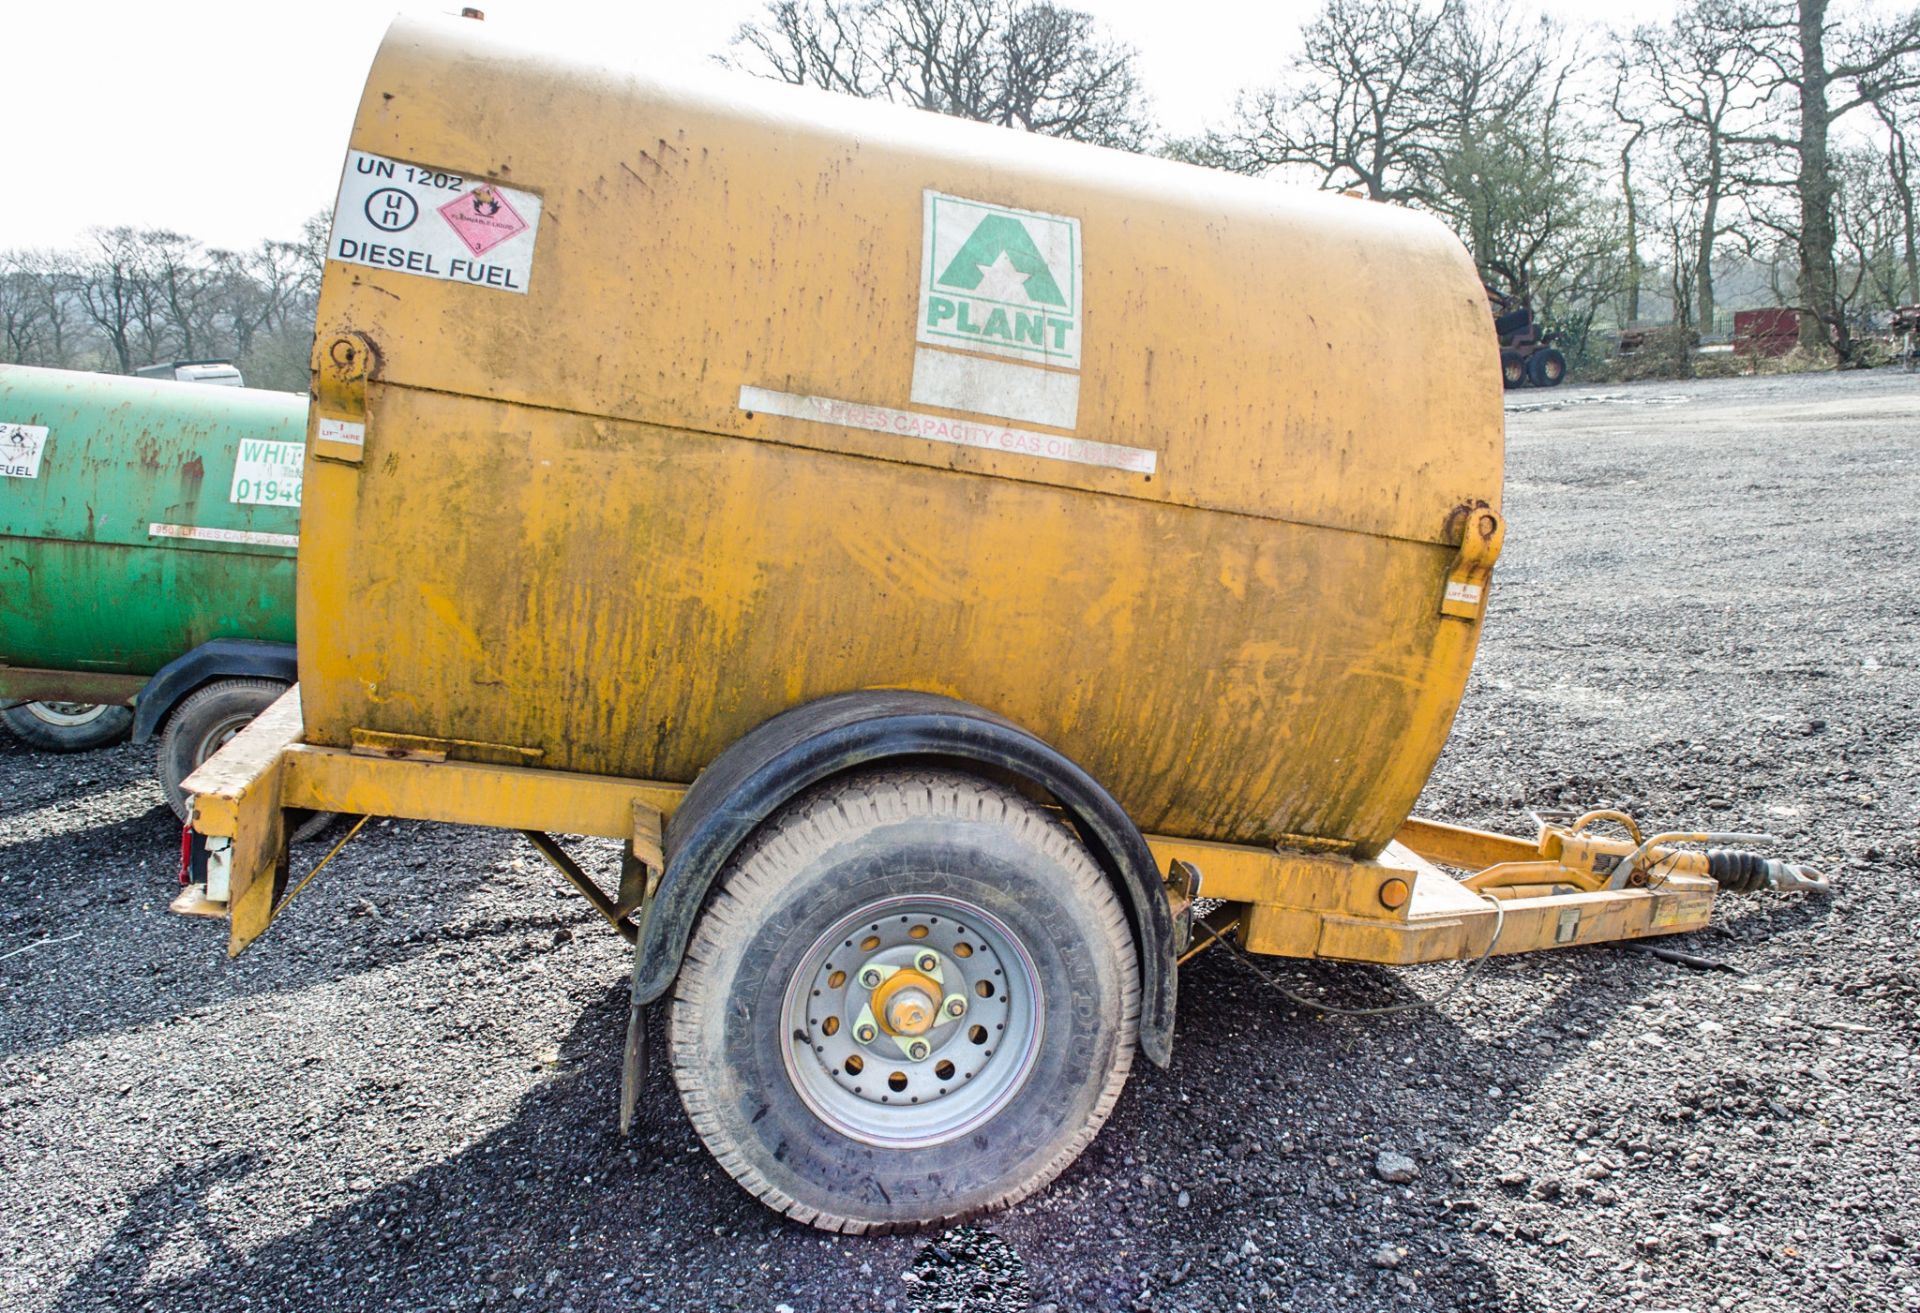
(909, 348, 1081, 430)
(739, 386, 1154, 476)
(149, 523, 300, 549)
(316, 418, 364, 448)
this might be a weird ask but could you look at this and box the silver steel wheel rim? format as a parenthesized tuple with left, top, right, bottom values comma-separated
(196, 715, 253, 767)
(780, 894, 1042, 1148)
(26, 702, 111, 728)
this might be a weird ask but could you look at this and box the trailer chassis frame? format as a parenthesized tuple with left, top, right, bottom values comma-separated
(186, 689, 1770, 971)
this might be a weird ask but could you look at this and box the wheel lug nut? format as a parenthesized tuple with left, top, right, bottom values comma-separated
(946, 997, 966, 1018)
(855, 1023, 877, 1043)
(916, 953, 938, 973)
(906, 1040, 929, 1061)
(859, 968, 882, 988)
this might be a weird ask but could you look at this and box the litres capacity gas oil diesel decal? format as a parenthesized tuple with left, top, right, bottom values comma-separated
(329, 151, 542, 295)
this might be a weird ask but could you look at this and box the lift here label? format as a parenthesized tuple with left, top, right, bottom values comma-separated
(919, 192, 1081, 369)
(0, 422, 49, 479)
(329, 151, 542, 295)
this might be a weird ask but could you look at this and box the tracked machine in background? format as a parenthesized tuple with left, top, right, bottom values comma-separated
(1490, 288, 1568, 389)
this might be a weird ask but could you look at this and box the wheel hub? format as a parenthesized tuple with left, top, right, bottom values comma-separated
(25, 701, 111, 727)
(874, 969, 940, 1036)
(779, 894, 1042, 1147)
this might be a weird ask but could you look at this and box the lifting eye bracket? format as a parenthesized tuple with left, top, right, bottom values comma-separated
(310, 329, 377, 466)
(1440, 501, 1504, 620)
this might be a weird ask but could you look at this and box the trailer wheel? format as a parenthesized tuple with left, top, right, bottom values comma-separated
(1500, 351, 1527, 389)
(156, 678, 333, 845)
(1527, 347, 1567, 387)
(668, 769, 1140, 1233)
(158, 678, 289, 822)
(1, 701, 134, 752)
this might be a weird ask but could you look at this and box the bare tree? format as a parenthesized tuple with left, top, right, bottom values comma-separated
(729, 0, 1154, 149)
(1193, 0, 1623, 356)
(3, 213, 327, 383)
(13, 251, 86, 368)
(1834, 141, 1909, 314)
(1187, 0, 1453, 199)
(147, 231, 224, 361)
(1874, 84, 1920, 304)
(1609, 53, 1652, 324)
(0, 254, 48, 364)
(1634, 0, 1779, 335)
(1711, 0, 1920, 356)
(1440, 72, 1577, 288)
(74, 228, 153, 375)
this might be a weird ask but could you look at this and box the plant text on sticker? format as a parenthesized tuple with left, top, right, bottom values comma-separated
(919, 192, 1082, 370)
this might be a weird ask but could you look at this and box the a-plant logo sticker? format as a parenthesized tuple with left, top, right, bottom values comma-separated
(919, 192, 1081, 369)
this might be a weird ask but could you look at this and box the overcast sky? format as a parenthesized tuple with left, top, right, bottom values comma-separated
(8, 0, 1677, 254)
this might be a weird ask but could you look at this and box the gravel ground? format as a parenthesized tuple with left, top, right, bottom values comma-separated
(3, 368, 1917, 1313)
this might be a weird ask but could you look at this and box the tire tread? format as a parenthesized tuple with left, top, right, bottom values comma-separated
(668, 769, 1139, 1234)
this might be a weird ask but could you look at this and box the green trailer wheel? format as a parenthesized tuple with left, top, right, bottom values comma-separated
(1, 701, 133, 751)
(0, 364, 304, 692)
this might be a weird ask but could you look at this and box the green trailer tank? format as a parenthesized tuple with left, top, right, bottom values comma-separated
(0, 364, 306, 815)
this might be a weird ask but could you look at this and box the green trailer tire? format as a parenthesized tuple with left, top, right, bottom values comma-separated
(669, 769, 1140, 1234)
(0, 701, 134, 752)
(156, 677, 335, 841)
(156, 678, 289, 824)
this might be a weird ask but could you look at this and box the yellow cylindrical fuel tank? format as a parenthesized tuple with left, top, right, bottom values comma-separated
(301, 17, 1502, 855)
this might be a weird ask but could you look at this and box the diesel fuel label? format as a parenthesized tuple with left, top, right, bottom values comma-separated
(329, 151, 542, 294)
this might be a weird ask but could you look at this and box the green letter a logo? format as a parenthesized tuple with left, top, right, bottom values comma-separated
(936, 214, 1067, 307)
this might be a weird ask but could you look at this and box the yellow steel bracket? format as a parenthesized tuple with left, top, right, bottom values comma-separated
(1440, 502, 1505, 619)
(310, 329, 376, 466)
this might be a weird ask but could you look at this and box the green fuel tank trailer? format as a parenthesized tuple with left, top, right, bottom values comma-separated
(0, 364, 305, 810)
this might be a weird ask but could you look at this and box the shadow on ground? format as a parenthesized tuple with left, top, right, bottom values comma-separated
(33, 922, 1774, 1313)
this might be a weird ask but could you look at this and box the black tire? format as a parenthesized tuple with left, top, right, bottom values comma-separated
(1500, 351, 1527, 389)
(0, 701, 134, 752)
(669, 769, 1140, 1233)
(1492, 306, 1532, 339)
(1527, 346, 1567, 387)
(156, 678, 288, 824)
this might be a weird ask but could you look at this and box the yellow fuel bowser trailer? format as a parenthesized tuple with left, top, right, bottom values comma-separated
(184, 16, 1828, 1232)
